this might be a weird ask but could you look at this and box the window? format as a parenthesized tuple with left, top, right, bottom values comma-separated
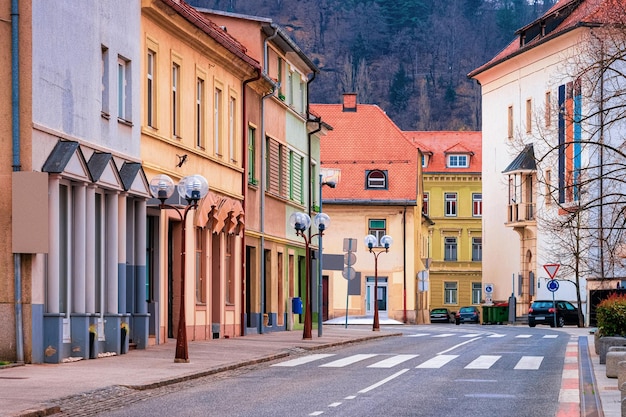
(545, 169, 552, 205)
(287, 70, 293, 105)
(226, 235, 234, 304)
(447, 155, 468, 168)
(248, 126, 256, 185)
(444, 237, 457, 261)
(526, 98, 532, 133)
(421, 154, 428, 168)
(508, 105, 513, 139)
(214, 87, 223, 156)
(229, 96, 236, 162)
(444, 192, 457, 217)
(278, 144, 285, 195)
(289, 150, 304, 203)
(366, 170, 387, 189)
(368, 219, 387, 246)
(118, 56, 131, 122)
(472, 193, 482, 216)
(422, 193, 429, 216)
(147, 49, 155, 127)
(444, 282, 458, 304)
(545, 91, 551, 127)
(196, 78, 205, 148)
(101, 46, 109, 116)
(172, 63, 180, 137)
(195, 227, 206, 304)
(277, 57, 284, 99)
(472, 282, 482, 304)
(472, 237, 482, 261)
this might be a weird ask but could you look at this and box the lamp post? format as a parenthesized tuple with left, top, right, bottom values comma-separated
(149, 174, 209, 363)
(318, 170, 339, 337)
(364, 234, 393, 332)
(290, 211, 330, 340)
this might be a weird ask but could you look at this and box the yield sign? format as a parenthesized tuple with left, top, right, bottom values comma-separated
(543, 264, 560, 279)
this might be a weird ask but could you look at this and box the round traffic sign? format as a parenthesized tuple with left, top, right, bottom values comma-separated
(547, 279, 559, 292)
(342, 266, 356, 280)
(484, 284, 493, 294)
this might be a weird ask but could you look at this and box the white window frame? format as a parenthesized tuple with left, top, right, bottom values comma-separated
(447, 154, 468, 168)
(444, 281, 458, 305)
(472, 193, 482, 217)
(117, 56, 131, 122)
(445, 192, 457, 217)
(367, 170, 387, 189)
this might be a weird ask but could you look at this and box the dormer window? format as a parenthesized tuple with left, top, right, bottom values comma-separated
(447, 154, 468, 168)
(366, 170, 387, 189)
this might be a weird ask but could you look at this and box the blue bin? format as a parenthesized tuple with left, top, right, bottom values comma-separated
(292, 297, 303, 314)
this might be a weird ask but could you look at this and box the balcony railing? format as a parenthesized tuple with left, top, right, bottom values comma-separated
(507, 202, 535, 224)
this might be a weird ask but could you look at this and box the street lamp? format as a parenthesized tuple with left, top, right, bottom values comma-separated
(364, 234, 393, 332)
(149, 173, 209, 363)
(318, 169, 339, 337)
(290, 211, 330, 340)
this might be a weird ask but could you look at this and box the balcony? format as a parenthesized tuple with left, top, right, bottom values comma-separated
(506, 202, 535, 226)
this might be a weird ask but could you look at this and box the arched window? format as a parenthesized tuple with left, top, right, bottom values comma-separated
(366, 170, 387, 189)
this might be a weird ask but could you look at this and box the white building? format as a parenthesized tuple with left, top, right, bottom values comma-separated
(469, 0, 626, 323)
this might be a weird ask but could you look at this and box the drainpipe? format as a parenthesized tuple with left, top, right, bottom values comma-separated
(259, 25, 278, 334)
(11, 0, 24, 363)
(240, 68, 261, 336)
(403, 205, 407, 323)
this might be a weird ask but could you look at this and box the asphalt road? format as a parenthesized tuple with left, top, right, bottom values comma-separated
(98, 324, 568, 417)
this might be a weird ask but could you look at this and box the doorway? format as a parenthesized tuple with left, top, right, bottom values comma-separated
(365, 277, 388, 318)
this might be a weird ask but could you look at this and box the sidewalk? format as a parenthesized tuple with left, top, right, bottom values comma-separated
(0, 324, 620, 417)
(1, 325, 399, 417)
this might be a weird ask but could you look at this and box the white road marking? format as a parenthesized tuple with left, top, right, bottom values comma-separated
(433, 333, 455, 338)
(344, 395, 356, 400)
(405, 333, 430, 337)
(309, 412, 324, 416)
(320, 354, 378, 368)
(460, 334, 482, 338)
(272, 353, 335, 367)
(516, 334, 532, 338)
(438, 337, 482, 354)
(543, 335, 559, 339)
(358, 369, 409, 393)
(328, 402, 342, 407)
(367, 354, 419, 368)
(514, 356, 543, 370)
(416, 355, 458, 368)
(487, 334, 506, 338)
(465, 355, 501, 369)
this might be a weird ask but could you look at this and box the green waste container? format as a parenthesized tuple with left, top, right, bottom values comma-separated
(482, 304, 509, 324)
(482, 305, 494, 324)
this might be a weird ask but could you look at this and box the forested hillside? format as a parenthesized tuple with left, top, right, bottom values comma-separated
(189, 0, 557, 131)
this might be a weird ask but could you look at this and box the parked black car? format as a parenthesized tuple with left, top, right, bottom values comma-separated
(430, 308, 454, 323)
(455, 306, 481, 324)
(528, 300, 581, 327)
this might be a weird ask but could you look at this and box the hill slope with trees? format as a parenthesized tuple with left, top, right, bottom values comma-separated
(189, 0, 557, 130)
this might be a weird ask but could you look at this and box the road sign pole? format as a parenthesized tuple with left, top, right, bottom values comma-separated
(552, 289, 556, 328)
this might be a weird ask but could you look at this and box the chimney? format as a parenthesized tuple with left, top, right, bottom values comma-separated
(342, 93, 357, 112)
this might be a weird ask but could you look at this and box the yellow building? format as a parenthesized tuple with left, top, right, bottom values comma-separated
(406, 132, 483, 316)
(141, 0, 269, 344)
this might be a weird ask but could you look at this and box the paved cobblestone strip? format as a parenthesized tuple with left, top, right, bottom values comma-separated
(557, 336, 580, 417)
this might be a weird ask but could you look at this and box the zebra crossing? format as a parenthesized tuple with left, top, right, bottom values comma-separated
(271, 332, 558, 371)
(272, 352, 545, 370)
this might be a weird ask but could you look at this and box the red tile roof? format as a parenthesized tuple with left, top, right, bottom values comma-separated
(160, 0, 261, 70)
(311, 103, 420, 203)
(404, 131, 482, 174)
(469, 0, 625, 78)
